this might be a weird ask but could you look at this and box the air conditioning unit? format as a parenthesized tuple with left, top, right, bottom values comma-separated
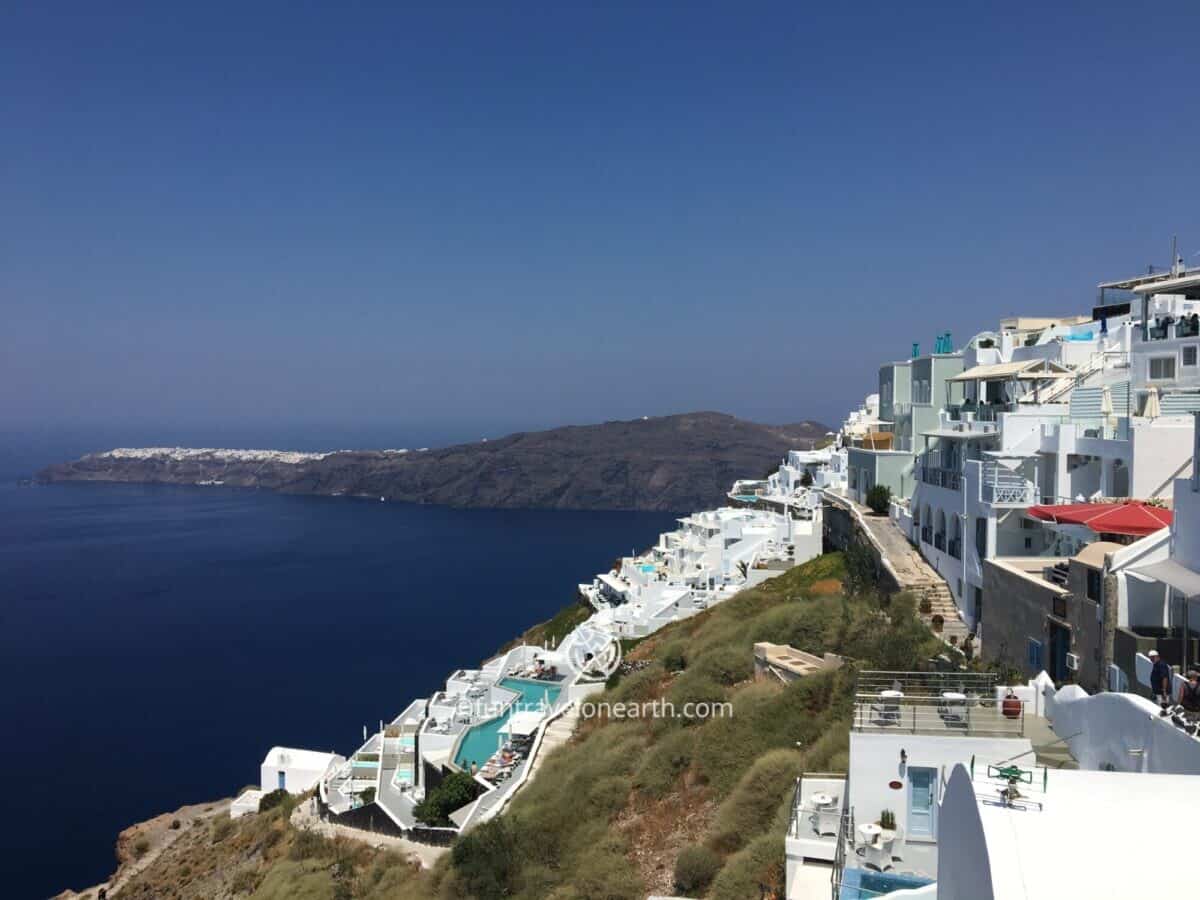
(1065, 653, 1080, 671)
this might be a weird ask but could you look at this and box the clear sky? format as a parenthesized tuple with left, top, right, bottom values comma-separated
(3, 2, 1198, 436)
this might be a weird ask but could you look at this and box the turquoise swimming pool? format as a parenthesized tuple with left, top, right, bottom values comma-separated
(734, 494, 760, 503)
(453, 678, 562, 770)
(839, 868, 932, 898)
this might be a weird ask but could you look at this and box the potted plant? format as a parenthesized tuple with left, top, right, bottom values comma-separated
(931, 614, 944, 633)
(918, 597, 932, 615)
(878, 809, 896, 831)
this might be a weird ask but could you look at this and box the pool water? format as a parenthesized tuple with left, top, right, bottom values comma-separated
(453, 677, 561, 770)
(734, 494, 760, 503)
(840, 868, 933, 898)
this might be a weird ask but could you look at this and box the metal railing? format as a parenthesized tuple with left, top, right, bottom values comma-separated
(852, 693, 1023, 737)
(920, 465, 962, 491)
(830, 804, 855, 900)
(789, 772, 847, 838)
(857, 670, 998, 695)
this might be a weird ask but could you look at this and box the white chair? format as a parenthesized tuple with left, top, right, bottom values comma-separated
(816, 807, 840, 836)
(890, 823, 906, 861)
(864, 838, 893, 871)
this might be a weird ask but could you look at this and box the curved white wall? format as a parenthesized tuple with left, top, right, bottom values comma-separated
(934, 764, 993, 900)
(1044, 682, 1200, 774)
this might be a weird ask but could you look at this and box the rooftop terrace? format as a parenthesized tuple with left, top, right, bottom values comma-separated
(852, 671, 1025, 738)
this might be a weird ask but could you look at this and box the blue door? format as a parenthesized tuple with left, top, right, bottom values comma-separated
(277, 770, 286, 791)
(908, 767, 937, 839)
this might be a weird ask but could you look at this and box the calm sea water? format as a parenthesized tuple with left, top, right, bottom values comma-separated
(0, 433, 678, 899)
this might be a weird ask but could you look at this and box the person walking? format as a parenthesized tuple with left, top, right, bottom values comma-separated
(1149, 649, 1173, 708)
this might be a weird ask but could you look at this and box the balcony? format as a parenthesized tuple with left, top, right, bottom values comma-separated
(920, 465, 962, 491)
(980, 461, 1037, 506)
(852, 671, 1022, 737)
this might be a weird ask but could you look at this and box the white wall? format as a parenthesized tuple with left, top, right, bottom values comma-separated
(934, 764, 994, 900)
(1043, 682, 1200, 774)
(260, 753, 341, 795)
(1129, 421, 1194, 499)
(848, 732, 1030, 842)
(1172, 475, 1200, 571)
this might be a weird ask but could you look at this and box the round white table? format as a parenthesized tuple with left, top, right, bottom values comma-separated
(858, 822, 895, 845)
(941, 691, 966, 702)
(810, 792, 835, 808)
(880, 690, 904, 700)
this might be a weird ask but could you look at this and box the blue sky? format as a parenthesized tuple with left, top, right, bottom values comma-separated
(3, 2, 1198, 436)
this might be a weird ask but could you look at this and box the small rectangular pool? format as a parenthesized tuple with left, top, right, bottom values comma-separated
(840, 868, 933, 898)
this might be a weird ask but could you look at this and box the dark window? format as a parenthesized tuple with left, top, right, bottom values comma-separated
(1086, 569, 1102, 602)
(1053, 595, 1068, 618)
(975, 518, 987, 557)
(1184, 345, 1198, 367)
(973, 587, 983, 623)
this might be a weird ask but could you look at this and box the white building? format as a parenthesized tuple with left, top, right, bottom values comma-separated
(787, 668, 1200, 899)
(903, 305, 1193, 636)
(261, 746, 344, 795)
(579, 506, 821, 637)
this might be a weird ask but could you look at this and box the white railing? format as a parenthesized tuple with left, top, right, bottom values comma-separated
(980, 462, 1036, 506)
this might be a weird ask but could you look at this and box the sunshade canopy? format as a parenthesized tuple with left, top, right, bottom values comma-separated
(948, 359, 1073, 383)
(1128, 558, 1200, 598)
(1028, 501, 1173, 537)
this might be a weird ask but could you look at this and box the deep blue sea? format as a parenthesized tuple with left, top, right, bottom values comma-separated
(0, 429, 678, 899)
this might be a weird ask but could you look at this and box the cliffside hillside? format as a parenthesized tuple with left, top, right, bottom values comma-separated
(86, 553, 943, 900)
(37, 412, 828, 512)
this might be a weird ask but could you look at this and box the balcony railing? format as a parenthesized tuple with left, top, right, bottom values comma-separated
(980, 462, 1037, 506)
(920, 465, 962, 491)
(852, 693, 1023, 737)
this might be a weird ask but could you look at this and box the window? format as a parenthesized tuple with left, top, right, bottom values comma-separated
(974, 587, 983, 624)
(975, 517, 987, 558)
(1027, 638, 1043, 671)
(1149, 356, 1176, 380)
(1184, 345, 1198, 367)
(1053, 595, 1068, 618)
(1086, 568, 1102, 602)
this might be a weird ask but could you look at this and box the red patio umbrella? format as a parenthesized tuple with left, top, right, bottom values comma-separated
(1027, 501, 1172, 537)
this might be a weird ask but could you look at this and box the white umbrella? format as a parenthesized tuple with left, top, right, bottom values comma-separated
(1100, 384, 1114, 433)
(1144, 386, 1161, 419)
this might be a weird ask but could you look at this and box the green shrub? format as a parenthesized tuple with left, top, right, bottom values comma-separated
(210, 817, 234, 843)
(230, 867, 261, 895)
(708, 748, 803, 853)
(169, 818, 181, 830)
(661, 640, 688, 672)
(673, 843, 722, 894)
(414, 771, 480, 826)
(258, 789, 291, 814)
(633, 727, 696, 797)
(133, 837, 151, 858)
(692, 645, 753, 686)
(288, 828, 332, 861)
(451, 818, 519, 900)
(359, 787, 376, 805)
(667, 670, 728, 725)
(866, 484, 892, 515)
(708, 832, 785, 900)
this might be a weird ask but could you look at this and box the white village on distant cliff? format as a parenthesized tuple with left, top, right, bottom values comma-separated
(242, 257, 1200, 899)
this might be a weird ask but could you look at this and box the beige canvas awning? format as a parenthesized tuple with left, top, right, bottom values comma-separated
(948, 360, 1073, 382)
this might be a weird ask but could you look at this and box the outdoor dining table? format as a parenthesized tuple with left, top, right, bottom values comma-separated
(810, 792, 835, 808)
(857, 823, 895, 845)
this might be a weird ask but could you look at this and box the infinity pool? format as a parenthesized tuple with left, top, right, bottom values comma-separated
(453, 677, 561, 770)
